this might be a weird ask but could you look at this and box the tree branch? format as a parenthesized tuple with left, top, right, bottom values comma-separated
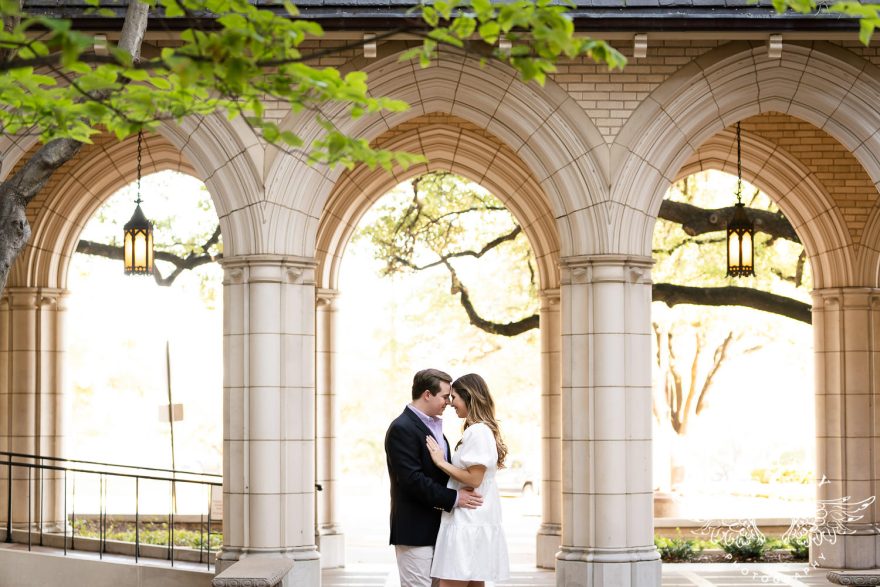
(444, 261, 538, 336)
(392, 225, 523, 272)
(76, 235, 222, 287)
(652, 283, 811, 324)
(659, 199, 799, 243)
(667, 331, 683, 435)
(695, 331, 733, 415)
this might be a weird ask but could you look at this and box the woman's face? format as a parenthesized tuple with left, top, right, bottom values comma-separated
(449, 390, 468, 418)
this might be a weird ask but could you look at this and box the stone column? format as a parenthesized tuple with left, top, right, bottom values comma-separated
(555, 255, 661, 587)
(811, 288, 880, 570)
(315, 288, 344, 568)
(0, 288, 67, 533)
(537, 288, 562, 569)
(218, 255, 319, 587)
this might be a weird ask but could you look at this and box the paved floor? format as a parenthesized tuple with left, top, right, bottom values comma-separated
(2, 540, 839, 585)
(323, 563, 836, 586)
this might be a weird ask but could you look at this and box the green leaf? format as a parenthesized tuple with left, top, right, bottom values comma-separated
(422, 6, 439, 27)
(478, 21, 500, 43)
(0, 0, 22, 15)
(860, 18, 875, 45)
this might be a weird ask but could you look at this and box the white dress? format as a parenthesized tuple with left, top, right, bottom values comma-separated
(431, 422, 510, 582)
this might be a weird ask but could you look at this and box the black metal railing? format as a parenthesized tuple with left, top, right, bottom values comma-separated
(0, 451, 222, 570)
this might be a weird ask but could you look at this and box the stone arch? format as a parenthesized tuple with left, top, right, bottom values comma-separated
(11, 132, 197, 289)
(268, 47, 608, 260)
(5, 111, 267, 291)
(676, 125, 854, 288)
(612, 40, 880, 288)
(316, 114, 560, 292)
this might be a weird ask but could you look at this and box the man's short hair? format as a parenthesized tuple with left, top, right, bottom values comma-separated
(411, 368, 452, 400)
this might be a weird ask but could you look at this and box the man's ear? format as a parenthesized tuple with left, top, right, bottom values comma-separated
(421, 389, 431, 401)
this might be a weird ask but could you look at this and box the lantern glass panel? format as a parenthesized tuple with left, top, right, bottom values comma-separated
(133, 229, 148, 269)
(124, 232, 134, 269)
(728, 231, 741, 267)
(741, 231, 753, 268)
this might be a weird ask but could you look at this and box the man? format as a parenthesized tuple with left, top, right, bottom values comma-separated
(385, 368, 483, 587)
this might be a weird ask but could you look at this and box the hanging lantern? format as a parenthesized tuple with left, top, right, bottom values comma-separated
(726, 122, 755, 277)
(123, 130, 154, 275)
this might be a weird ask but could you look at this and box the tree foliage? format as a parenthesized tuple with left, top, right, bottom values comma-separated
(354, 170, 813, 340)
(0, 0, 625, 164)
(355, 172, 540, 335)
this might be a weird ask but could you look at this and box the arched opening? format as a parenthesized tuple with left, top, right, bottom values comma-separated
(64, 168, 224, 544)
(0, 130, 227, 557)
(651, 168, 814, 523)
(67, 170, 223, 473)
(335, 171, 542, 567)
(314, 114, 563, 573)
(648, 109, 877, 561)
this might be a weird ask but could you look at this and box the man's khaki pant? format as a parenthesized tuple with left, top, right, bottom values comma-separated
(395, 545, 440, 587)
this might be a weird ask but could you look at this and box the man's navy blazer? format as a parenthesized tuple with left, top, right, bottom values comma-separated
(385, 406, 457, 546)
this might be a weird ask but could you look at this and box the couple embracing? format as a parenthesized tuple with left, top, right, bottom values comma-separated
(385, 368, 510, 587)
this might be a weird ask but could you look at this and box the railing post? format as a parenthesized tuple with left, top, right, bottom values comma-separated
(5, 459, 11, 543)
(135, 477, 139, 563)
(39, 461, 44, 546)
(27, 465, 31, 550)
(206, 485, 213, 570)
(63, 469, 67, 556)
(169, 485, 174, 567)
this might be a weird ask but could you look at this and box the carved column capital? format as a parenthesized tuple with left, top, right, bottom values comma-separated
(539, 288, 560, 308)
(316, 288, 340, 308)
(220, 254, 317, 285)
(560, 254, 653, 285)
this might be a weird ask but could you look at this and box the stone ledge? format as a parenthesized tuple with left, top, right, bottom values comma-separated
(827, 570, 880, 585)
(212, 557, 294, 587)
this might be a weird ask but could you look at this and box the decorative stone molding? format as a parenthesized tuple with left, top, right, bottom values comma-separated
(827, 570, 880, 585)
(539, 288, 560, 307)
(560, 254, 653, 285)
(212, 558, 294, 587)
(220, 255, 317, 285)
(315, 288, 339, 308)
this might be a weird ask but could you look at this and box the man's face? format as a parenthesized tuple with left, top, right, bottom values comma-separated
(424, 381, 452, 417)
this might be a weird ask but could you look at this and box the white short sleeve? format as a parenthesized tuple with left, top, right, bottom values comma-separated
(458, 423, 497, 468)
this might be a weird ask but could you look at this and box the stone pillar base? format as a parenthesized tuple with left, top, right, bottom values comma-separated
(216, 547, 321, 587)
(537, 526, 561, 569)
(813, 533, 879, 570)
(556, 548, 661, 587)
(283, 556, 320, 587)
(318, 530, 345, 569)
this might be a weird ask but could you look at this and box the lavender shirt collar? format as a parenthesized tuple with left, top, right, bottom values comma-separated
(407, 404, 448, 458)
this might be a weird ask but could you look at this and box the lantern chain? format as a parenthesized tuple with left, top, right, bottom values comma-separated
(735, 121, 742, 205)
(136, 130, 143, 206)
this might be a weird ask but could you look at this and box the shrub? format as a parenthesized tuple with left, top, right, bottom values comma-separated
(655, 533, 702, 562)
(71, 519, 222, 550)
(787, 534, 810, 560)
(721, 535, 767, 561)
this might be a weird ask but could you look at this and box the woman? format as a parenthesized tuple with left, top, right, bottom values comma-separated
(425, 373, 510, 587)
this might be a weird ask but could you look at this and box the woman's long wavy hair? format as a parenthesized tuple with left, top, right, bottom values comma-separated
(452, 373, 508, 469)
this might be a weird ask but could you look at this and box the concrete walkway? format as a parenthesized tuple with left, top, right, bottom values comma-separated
(323, 563, 836, 586)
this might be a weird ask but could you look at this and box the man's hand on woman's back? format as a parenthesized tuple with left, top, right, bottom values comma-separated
(457, 487, 483, 509)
